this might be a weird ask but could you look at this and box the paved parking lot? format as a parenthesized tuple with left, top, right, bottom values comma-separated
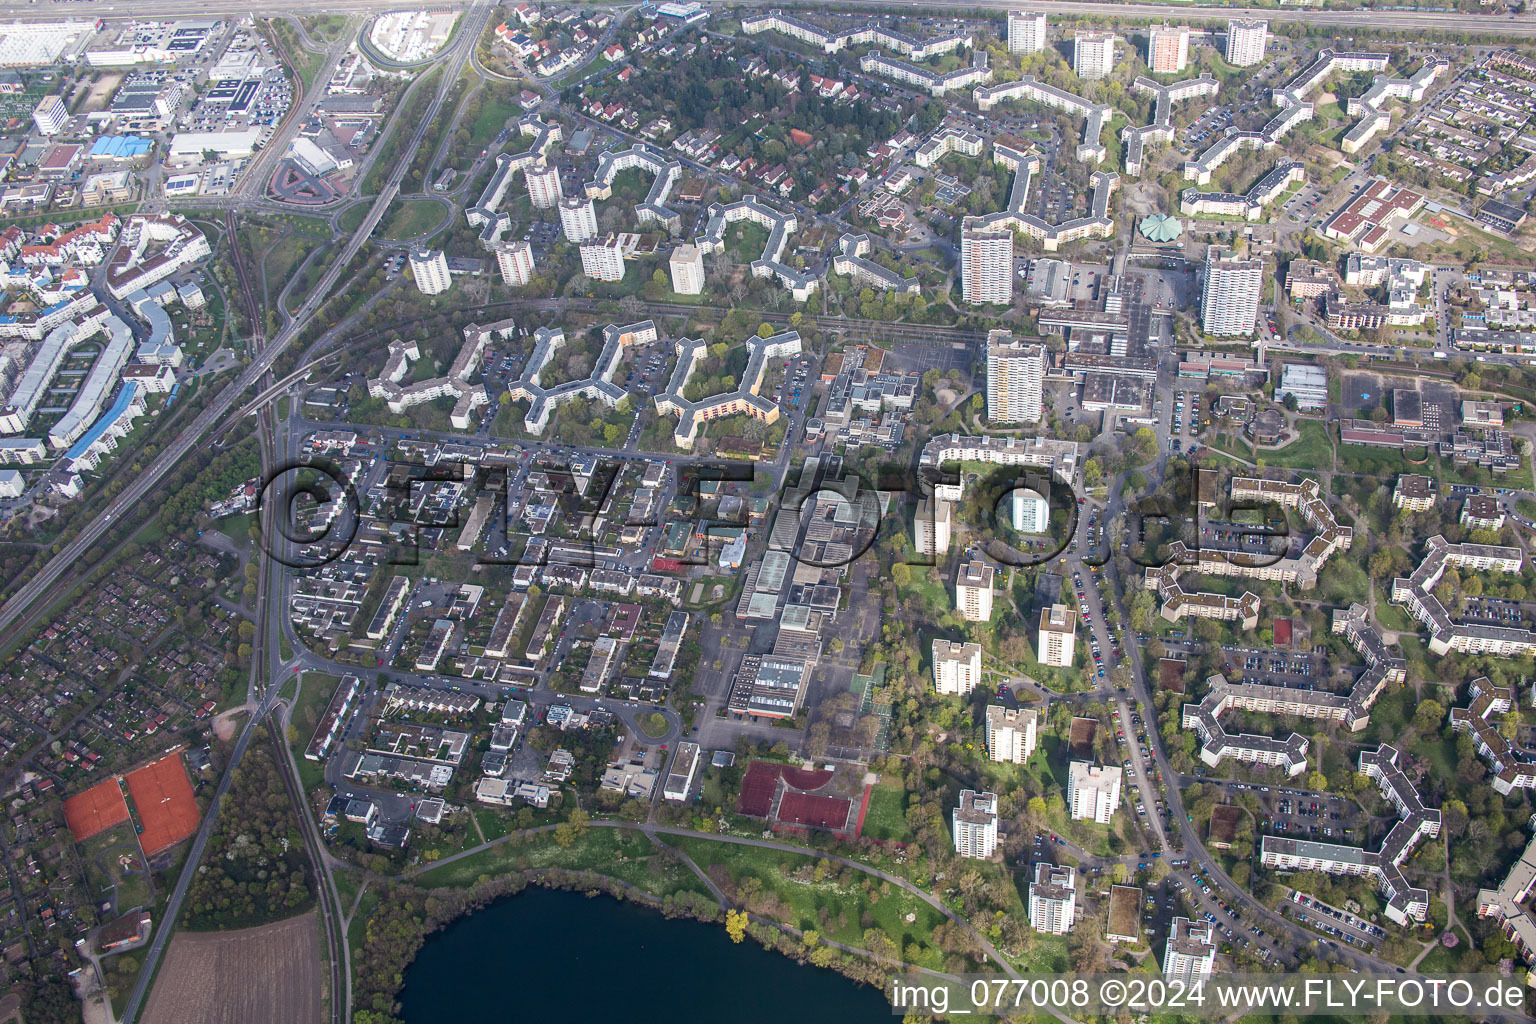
(1263, 791, 1364, 842)
(1225, 646, 1321, 687)
(1287, 890, 1384, 951)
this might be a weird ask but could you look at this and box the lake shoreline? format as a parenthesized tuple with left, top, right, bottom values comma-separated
(391, 873, 896, 1022)
(355, 863, 899, 1022)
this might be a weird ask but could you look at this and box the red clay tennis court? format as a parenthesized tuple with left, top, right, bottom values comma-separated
(776, 791, 854, 832)
(124, 752, 199, 856)
(736, 761, 835, 817)
(63, 779, 130, 842)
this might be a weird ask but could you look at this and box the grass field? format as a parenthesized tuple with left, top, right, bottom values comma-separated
(467, 92, 523, 152)
(214, 513, 251, 546)
(376, 198, 447, 241)
(287, 672, 343, 793)
(860, 783, 914, 843)
(669, 835, 954, 970)
(79, 822, 153, 912)
(1255, 418, 1332, 470)
(1316, 555, 1369, 608)
(262, 235, 320, 297)
(1374, 601, 1418, 633)
(725, 222, 771, 264)
(416, 826, 658, 888)
(1334, 443, 1428, 477)
(336, 203, 370, 234)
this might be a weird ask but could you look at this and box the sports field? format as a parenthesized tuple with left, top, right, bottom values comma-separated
(124, 752, 200, 856)
(63, 778, 130, 843)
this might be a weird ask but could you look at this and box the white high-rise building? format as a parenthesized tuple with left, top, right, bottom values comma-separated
(1148, 25, 1190, 74)
(1067, 761, 1123, 823)
(932, 639, 983, 695)
(1225, 19, 1268, 67)
(1038, 604, 1077, 667)
(1073, 31, 1116, 80)
(915, 497, 952, 556)
(1028, 863, 1077, 934)
(952, 789, 999, 859)
(670, 243, 705, 295)
(580, 236, 625, 282)
(961, 222, 1014, 305)
(526, 159, 562, 208)
(409, 247, 451, 296)
(32, 94, 67, 136)
(1164, 917, 1217, 985)
(1201, 246, 1264, 336)
(558, 196, 599, 242)
(1011, 487, 1049, 533)
(495, 241, 535, 286)
(956, 561, 995, 622)
(986, 705, 1038, 763)
(1007, 11, 1048, 53)
(986, 331, 1045, 423)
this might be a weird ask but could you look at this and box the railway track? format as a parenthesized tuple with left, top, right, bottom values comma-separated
(265, 711, 345, 1024)
(231, 203, 347, 1024)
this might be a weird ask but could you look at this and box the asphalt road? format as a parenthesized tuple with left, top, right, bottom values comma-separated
(5, 0, 1536, 38)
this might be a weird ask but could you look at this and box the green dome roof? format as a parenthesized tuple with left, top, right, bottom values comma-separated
(1139, 214, 1183, 243)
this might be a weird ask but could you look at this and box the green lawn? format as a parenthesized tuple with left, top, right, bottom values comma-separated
(1316, 555, 1370, 608)
(376, 198, 447, 241)
(467, 93, 523, 152)
(332, 868, 362, 915)
(1255, 419, 1332, 470)
(1374, 601, 1418, 633)
(214, 512, 251, 545)
(337, 203, 370, 234)
(287, 672, 343, 793)
(1334, 443, 1429, 477)
(861, 783, 915, 843)
(263, 234, 320, 295)
(669, 836, 956, 971)
(725, 221, 771, 264)
(416, 826, 657, 888)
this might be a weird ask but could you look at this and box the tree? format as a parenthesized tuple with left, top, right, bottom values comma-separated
(1306, 771, 1328, 793)
(725, 908, 748, 942)
(1412, 699, 1445, 733)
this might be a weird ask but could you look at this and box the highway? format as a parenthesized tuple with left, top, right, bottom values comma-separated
(3, 0, 1536, 38)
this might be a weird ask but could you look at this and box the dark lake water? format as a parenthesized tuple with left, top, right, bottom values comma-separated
(400, 886, 894, 1023)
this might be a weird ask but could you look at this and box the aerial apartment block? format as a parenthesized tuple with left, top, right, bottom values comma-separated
(933, 639, 983, 695)
(955, 561, 996, 622)
(1028, 863, 1077, 933)
(1067, 761, 1122, 823)
(952, 789, 999, 858)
